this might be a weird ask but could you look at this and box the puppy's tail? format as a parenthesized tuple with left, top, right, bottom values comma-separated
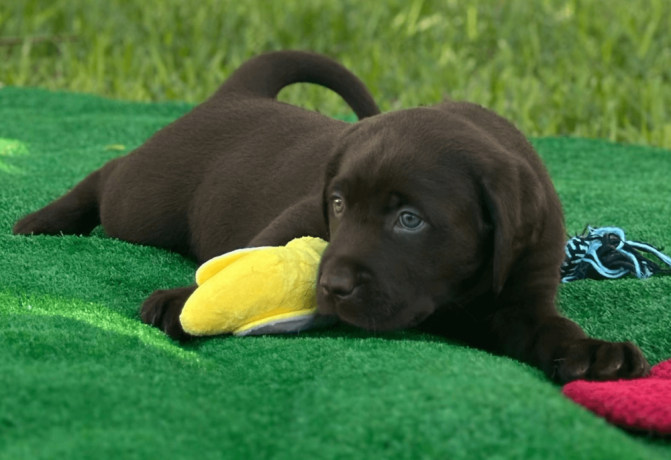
(215, 51, 380, 120)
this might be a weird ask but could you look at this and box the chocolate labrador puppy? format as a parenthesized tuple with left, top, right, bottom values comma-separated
(13, 51, 649, 383)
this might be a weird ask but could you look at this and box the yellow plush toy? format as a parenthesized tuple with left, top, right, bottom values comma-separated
(180, 237, 337, 336)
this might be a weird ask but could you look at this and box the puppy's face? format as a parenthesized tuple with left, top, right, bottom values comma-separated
(316, 109, 496, 331)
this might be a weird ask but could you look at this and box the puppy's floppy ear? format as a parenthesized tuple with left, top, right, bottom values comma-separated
(480, 156, 545, 295)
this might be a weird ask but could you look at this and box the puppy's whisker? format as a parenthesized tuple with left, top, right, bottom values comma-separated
(451, 299, 478, 322)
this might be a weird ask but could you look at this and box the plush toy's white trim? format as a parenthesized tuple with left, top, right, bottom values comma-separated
(233, 309, 317, 336)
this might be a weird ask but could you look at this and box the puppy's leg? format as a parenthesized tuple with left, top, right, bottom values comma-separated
(490, 307, 650, 383)
(246, 195, 328, 248)
(13, 168, 105, 236)
(140, 285, 197, 341)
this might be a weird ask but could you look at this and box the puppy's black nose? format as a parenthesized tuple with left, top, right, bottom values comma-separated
(320, 269, 356, 299)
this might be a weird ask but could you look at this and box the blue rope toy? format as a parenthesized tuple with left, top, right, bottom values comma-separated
(561, 226, 671, 283)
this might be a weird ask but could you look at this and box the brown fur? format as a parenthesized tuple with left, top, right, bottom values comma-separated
(13, 51, 649, 383)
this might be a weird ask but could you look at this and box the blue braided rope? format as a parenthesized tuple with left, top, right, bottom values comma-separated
(560, 226, 671, 283)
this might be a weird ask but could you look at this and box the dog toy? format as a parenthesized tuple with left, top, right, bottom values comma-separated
(180, 237, 337, 336)
(561, 226, 671, 283)
(563, 358, 671, 435)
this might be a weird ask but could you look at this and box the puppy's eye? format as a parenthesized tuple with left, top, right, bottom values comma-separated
(398, 212, 423, 229)
(332, 197, 345, 216)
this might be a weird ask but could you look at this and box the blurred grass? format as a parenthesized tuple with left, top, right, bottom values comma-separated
(1, 0, 670, 148)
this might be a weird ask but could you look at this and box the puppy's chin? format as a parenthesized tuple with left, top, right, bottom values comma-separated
(317, 294, 435, 332)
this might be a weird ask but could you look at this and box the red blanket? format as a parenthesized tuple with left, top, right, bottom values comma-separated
(563, 358, 671, 435)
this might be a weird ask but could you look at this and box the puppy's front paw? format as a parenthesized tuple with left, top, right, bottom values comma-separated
(140, 286, 196, 342)
(553, 339, 650, 383)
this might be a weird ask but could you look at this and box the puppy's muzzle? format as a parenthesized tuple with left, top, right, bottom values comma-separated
(319, 263, 369, 300)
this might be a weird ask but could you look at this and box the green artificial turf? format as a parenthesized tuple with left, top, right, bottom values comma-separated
(1, 87, 671, 459)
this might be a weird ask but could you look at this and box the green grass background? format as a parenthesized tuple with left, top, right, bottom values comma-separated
(1, 86, 671, 459)
(1, 0, 671, 148)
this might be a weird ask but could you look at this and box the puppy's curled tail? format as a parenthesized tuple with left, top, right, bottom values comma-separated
(216, 50, 380, 120)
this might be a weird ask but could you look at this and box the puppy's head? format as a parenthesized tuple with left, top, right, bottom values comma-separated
(316, 108, 543, 331)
